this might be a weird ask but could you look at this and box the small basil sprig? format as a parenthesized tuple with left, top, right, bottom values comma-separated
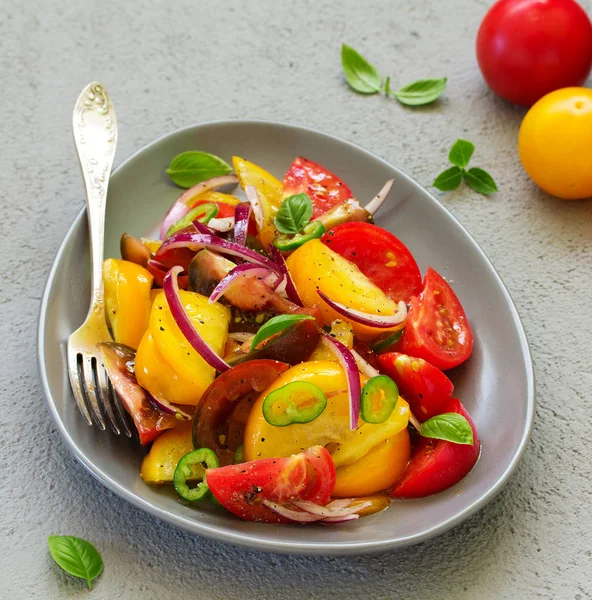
(273, 194, 326, 250)
(433, 139, 498, 195)
(47, 535, 103, 589)
(341, 44, 446, 106)
(274, 193, 313, 234)
(250, 314, 314, 351)
(166, 151, 232, 188)
(419, 413, 474, 445)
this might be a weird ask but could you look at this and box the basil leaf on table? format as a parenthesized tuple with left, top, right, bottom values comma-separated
(464, 167, 498, 195)
(432, 139, 497, 196)
(166, 151, 232, 188)
(341, 44, 382, 94)
(433, 166, 463, 191)
(391, 78, 447, 106)
(448, 139, 475, 169)
(250, 314, 315, 351)
(419, 413, 474, 445)
(274, 193, 313, 234)
(47, 535, 103, 589)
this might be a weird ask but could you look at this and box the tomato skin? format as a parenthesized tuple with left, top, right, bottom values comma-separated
(398, 267, 473, 371)
(476, 0, 592, 107)
(206, 446, 336, 523)
(321, 222, 421, 304)
(518, 87, 592, 200)
(282, 157, 354, 218)
(192, 360, 290, 466)
(377, 352, 454, 420)
(390, 398, 480, 498)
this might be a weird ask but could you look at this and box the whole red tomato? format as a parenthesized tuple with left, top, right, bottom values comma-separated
(476, 0, 592, 107)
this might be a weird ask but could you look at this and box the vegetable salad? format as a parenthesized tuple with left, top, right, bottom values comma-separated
(98, 152, 480, 524)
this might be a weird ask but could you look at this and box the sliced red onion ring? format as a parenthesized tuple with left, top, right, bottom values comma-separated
(269, 245, 303, 306)
(323, 499, 353, 510)
(364, 178, 395, 216)
(321, 514, 360, 524)
(156, 231, 281, 275)
(160, 174, 238, 239)
(317, 290, 407, 329)
(209, 263, 278, 303)
(146, 258, 167, 274)
(262, 500, 325, 523)
(351, 348, 380, 379)
(292, 499, 372, 518)
(245, 185, 265, 231)
(321, 333, 361, 430)
(163, 266, 230, 372)
(191, 220, 215, 235)
(208, 217, 235, 233)
(272, 274, 287, 294)
(234, 203, 251, 246)
(146, 391, 191, 420)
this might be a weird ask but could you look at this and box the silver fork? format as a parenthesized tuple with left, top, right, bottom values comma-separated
(67, 82, 132, 436)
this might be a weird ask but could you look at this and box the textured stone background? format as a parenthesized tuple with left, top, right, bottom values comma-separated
(1, 0, 591, 598)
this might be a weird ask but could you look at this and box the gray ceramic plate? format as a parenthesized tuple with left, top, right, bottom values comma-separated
(38, 120, 535, 555)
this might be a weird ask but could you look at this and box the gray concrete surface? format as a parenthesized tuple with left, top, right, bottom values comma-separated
(1, 0, 591, 597)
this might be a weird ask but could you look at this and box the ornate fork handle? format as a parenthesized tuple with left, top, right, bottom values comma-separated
(72, 82, 118, 310)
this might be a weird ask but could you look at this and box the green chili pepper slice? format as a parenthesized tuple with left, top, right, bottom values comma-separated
(166, 202, 219, 238)
(262, 381, 327, 427)
(273, 221, 326, 251)
(360, 375, 399, 424)
(173, 447, 219, 502)
(371, 329, 404, 354)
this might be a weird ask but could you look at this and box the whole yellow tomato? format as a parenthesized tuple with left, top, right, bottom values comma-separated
(518, 87, 592, 200)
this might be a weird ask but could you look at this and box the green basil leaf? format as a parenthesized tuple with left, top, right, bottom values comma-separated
(464, 167, 498, 195)
(433, 166, 463, 191)
(448, 139, 475, 169)
(47, 536, 103, 589)
(341, 44, 382, 94)
(166, 151, 232, 188)
(274, 193, 313, 234)
(250, 314, 315, 351)
(392, 78, 447, 106)
(419, 413, 474, 445)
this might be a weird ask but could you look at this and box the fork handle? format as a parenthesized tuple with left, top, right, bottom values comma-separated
(72, 82, 118, 308)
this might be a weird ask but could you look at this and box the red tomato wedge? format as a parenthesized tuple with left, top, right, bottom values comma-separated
(192, 360, 290, 466)
(398, 267, 473, 370)
(282, 157, 354, 218)
(99, 343, 176, 445)
(390, 398, 480, 498)
(321, 222, 421, 303)
(206, 446, 336, 523)
(377, 352, 454, 420)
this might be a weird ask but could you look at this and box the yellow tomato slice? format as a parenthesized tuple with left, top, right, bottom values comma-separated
(135, 332, 202, 406)
(140, 421, 196, 485)
(244, 361, 409, 467)
(102, 258, 153, 349)
(141, 238, 162, 255)
(286, 239, 401, 342)
(232, 156, 283, 229)
(192, 191, 241, 207)
(332, 428, 410, 497)
(149, 290, 230, 399)
(309, 320, 354, 361)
